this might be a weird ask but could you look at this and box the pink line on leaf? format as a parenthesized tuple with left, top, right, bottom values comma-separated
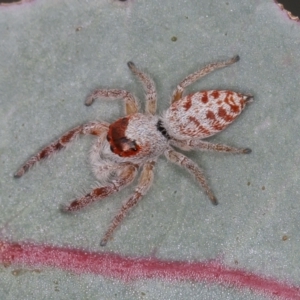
(0, 239, 299, 299)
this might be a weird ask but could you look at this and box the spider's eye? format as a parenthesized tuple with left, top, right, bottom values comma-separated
(119, 137, 138, 152)
(109, 137, 139, 157)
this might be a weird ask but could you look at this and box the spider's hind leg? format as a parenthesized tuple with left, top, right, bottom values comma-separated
(172, 55, 240, 103)
(164, 147, 217, 205)
(171, 139, 251, 154)
(100, 161, 155, 246)
(127, 61, 157, 115)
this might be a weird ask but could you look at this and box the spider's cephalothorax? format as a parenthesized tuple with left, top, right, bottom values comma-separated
(106, 113, 168, 163)
(15, 55, 253, 246)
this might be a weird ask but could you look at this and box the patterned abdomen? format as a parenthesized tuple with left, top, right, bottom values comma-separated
(164, 90, 252, 140)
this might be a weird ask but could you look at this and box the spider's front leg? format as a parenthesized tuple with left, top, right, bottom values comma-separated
(172, 55, 240, 103)
(85, 89, 139, 115)
(127, 61, 157, 115)
(100, 161, 155, 246)
(14, 122, 108, 178)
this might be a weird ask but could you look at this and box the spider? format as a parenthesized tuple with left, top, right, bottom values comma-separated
(15, 55, 253, 246)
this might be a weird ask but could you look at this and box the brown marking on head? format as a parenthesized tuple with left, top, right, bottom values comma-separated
(107, 117, 141, 157)
(183, 95, 192, 111)
(211, 90, 220, 98)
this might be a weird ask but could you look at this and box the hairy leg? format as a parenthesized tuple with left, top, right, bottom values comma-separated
(89, 134, 118, 183)
(14, 122, 109, 178)
(164, 147, 217, 205)
(172, 55, 240, 103)
(100, 161, 155, 246)
(127, 61, 157, 115)
(85, 89, 139, 115)
(61, 163, 138, 212)
(171, 139, 251, 154)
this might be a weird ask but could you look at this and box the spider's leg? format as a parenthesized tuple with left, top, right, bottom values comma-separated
(89, 133, 118, 183)
(172, 55, 240, 103)
(100, 161, 155, 246)
(164, 147, 217, 205)
(127, 61, 157, 115)
(85, 89, 139, 115)
(14, 122, 108, 178)
(171, 139, 251, 154)
(61, 163, 138, 212)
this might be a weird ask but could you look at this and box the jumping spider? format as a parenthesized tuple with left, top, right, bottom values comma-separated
(15, 55, 253, 246)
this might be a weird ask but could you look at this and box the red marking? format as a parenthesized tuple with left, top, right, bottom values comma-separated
(40, 141, 67, 160)
(188, 116, 201, 127)
(217, 107, 227, 118)
(211, 90, 220, 98)
(0, 239, 300, 299)
(224, 94, 241, 114)
(201, 92, 209, 104)
(65, 187, 111, 211)
(230, 104, 240, 113)
(212, 122, 226, 131)
(39, 149, 49, 159)
(107, 117, 140, 157)
(206, 110, 216, 120)
(61, 128, 79, 144)
(218, 107, 233, 123)
(183, 95, 192, 111)
(186, 116, 211, 136)
(54, 143, 64, 151)
(205, 110, 226, 132)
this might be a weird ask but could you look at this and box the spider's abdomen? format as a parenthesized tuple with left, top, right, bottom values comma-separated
(163, 90, 252, 140)
(107, 113, 168, 162)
